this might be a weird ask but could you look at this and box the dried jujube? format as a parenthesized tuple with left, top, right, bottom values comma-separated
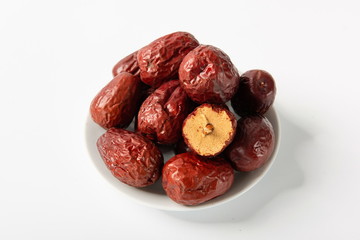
(225, 115, 275, 172)
(182, 104, 237, 157)
(90, 72, 143, 129)
(231, 69, 276, 116)
(137, 31, 199, 88)
(137, 80, 191, 145)
(179, 45, 240, 104)
(112, 51, 140, 77)
(97, 128, 163, 187)
(162, 152, 234, 206)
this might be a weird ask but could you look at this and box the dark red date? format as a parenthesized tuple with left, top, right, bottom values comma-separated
(90, 72, 143, 129)
(112, 51, 140, 77)
(137, 32, 199, 88)
(137, 80, 191, 145)
(179, 45, 240, 104)
(225, 115, 275, 172)
(231, 69, 276, 116)
(97, 128, 164, 187)
(162, 152, 234, 206)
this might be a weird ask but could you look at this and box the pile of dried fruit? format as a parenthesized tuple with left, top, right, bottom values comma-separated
(90, 32, 276, 206)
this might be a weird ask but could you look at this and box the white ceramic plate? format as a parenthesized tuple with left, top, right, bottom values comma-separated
(85, 106, 280, 211)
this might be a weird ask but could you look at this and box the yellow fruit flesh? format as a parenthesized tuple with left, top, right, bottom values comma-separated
(183, 106, 233, 156)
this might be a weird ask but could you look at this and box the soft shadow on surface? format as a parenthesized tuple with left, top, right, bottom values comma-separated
(164, 108, 309, 222)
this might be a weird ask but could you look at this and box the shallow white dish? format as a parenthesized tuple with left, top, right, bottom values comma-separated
(85, 106, 280, 211)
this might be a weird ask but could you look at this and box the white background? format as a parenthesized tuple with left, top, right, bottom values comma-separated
(1, 0, 359, 239)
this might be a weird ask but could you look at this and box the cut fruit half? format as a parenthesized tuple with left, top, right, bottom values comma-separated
(182, 104, 237, 157)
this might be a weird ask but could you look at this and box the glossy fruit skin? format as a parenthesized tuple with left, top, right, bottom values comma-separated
(112, 51, 140, 77)
(179, 45, 240, 104)
(137, 80, 191, 145)
(225, 115, 275, 172)
(231, 69, 276, 116)
(90, 72, 143, 129)
(97, 128, 164, 187)
(137, 32, 199, 88)
(162, 152, 234, 206)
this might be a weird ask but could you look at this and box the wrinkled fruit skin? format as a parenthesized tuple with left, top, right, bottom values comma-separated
(90, 72, 143, 129)
(137, 32, 199, 88)
(225, 115, 275, 172)
(112, 51, 140, 77)
(137, 80, 191, 145)
(231, 69, 276, 116)
(97, 128, 164, 187)
(162, 152, 234, 206)
(179, 45, 240, 104)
